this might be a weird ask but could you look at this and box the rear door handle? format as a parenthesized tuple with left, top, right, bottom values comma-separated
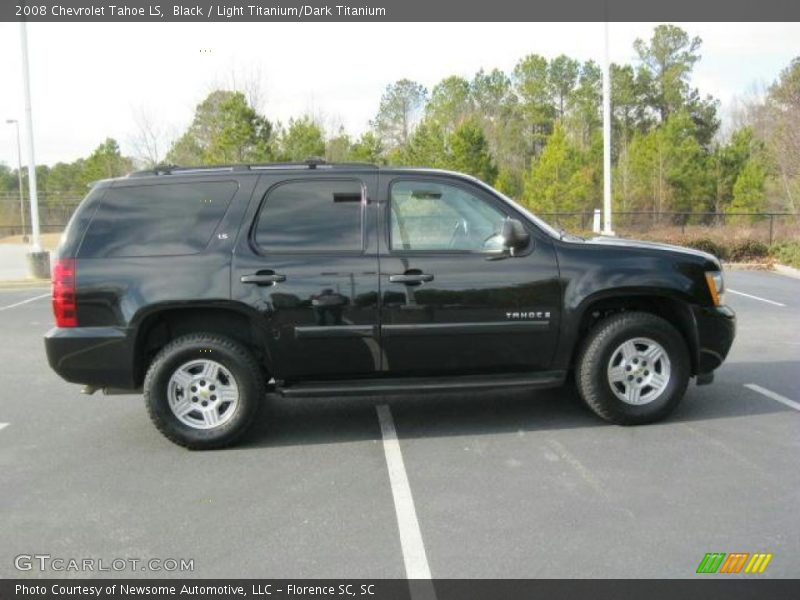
(389, 273, 434, 284)
(241, 273, 286, 285)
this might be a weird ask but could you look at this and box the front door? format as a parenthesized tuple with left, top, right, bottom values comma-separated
(377, 175, 562, 376)
(232, 173, 380, 381)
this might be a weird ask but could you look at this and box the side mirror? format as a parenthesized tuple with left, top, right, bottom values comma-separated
(501, 218, 531, 255)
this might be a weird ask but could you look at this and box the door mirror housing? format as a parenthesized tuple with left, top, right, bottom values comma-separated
(502, 218, 531, 255)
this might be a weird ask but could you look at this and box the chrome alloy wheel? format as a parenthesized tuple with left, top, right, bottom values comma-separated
(607, 337, 671, 406)
(167, 359, 239, 429)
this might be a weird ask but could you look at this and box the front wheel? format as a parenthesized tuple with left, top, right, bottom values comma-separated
(144, 334, 265, 449)
(575, 312, 690, 425)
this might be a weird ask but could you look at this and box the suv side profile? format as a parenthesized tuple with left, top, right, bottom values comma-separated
(45, 161, 735, 449)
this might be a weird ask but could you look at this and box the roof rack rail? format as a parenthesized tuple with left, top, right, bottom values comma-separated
(129, 158, 378, 177)
(128, 163, 180, 177)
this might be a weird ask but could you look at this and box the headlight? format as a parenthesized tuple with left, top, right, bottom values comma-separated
(705, 271, 725, 306)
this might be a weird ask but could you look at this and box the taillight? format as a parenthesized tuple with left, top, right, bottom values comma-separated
(52, 258, 77, 327)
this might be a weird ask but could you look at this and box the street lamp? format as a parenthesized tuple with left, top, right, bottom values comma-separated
(5, 119, 27, 242)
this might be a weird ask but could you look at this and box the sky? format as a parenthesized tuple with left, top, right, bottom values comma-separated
(0, 22, 798, 168)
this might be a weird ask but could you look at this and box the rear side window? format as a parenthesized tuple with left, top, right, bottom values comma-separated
(78, 181, 237, 258)
(56, 185, 106, 259)
(254, 179, 363, 252)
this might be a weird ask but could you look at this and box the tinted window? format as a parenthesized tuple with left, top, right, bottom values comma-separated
(254, 180, 363, 252)
(79, 181, 237, 258)
(57, 185, 105, 259)
(390, 180, 507, 252)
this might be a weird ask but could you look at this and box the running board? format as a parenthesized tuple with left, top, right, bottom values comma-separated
(278, 371, 566, 398)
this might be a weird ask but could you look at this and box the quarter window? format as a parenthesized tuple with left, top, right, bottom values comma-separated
(254, 180, 363, 252)
(79, 181, 237, 258)
(390, 180, 507, 252)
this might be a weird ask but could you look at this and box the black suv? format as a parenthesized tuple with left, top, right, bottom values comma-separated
(45, 161, 735, 449)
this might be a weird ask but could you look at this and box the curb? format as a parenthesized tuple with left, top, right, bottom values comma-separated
(722, 262, 773, 271)
(0, 279, 50, 290)
(774, 264, 800, 279)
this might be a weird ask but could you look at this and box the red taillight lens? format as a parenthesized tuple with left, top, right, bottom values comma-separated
(52, 258, 77, 327)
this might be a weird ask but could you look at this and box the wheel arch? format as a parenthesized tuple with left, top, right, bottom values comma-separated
(131, 302, 272, 387)
(565, 290, 699, 375)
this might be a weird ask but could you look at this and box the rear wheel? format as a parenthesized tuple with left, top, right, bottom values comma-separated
(144, 333, 264, 449)
(575, 312, 690, 425)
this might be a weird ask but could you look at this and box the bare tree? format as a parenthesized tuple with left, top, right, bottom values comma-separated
(730, 82, 768, 137)
(733, 63, 800, 212)
(210, 63, 268, 113)
(129, 106, 169, 168)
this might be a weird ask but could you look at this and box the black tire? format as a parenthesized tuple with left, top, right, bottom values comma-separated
(575, 312, 690, 425)
(144, 333, 265, 449)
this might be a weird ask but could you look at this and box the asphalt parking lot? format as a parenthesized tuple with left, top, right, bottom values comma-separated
(1, 270, 798, 580)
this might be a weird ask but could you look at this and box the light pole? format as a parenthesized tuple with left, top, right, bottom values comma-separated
(5, 119, 27, 242)
(20, 21, 42, 254)
(601, 20, 614, 236)
(19, 21, 49, 279)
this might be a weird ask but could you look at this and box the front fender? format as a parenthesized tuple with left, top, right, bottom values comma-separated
(552, 245, 711, 373)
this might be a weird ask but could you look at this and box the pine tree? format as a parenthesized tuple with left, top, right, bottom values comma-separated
(448, 118, 498, 183)
(523, 124, 593, 213)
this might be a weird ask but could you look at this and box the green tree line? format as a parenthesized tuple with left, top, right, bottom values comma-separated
(0, 138, 133, 204)
(2, 25, 797, 216)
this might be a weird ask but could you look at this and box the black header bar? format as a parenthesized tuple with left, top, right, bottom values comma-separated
(5, 0, 800, 22)
(3, 579, 800, 600)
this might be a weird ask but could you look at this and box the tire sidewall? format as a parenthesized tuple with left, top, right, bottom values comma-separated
(145, 339, 260, 447)
(588, 318, 690, 423)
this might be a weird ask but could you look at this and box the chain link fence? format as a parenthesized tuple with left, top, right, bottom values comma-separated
(540, 211, 799, 245)
(0, 193, 82, 237)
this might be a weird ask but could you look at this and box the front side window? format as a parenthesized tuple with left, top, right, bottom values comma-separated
(390, 180, 507, 252)
(254, 179, 363, 252)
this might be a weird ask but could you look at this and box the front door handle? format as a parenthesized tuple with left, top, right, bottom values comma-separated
(389, 273, 434, 284)
(241, 272, 286, 285)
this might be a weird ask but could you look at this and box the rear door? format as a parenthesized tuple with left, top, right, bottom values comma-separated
(377, 174, 562, 376)
(231, 171, 380, 381)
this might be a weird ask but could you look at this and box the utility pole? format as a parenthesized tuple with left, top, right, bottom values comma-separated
(5, 119, 27, 241)
(601, 20, 614, 236)
(20, 21, 42, 253)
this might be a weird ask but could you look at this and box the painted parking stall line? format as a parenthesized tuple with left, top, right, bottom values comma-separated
(0, 423, 8, 431)
(0, 292, 50, 311)
(745, 384, 800, 412)
(376, 404, 435, 594)
(728, 289, 786, 307)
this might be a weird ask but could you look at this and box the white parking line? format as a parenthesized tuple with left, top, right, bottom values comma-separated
(728, 289, 786, 307)
(376, 404, 434, 586)
(745, 384, 800, 412)
(0, 423, 8, 431)
(0, 292, 50, 311)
